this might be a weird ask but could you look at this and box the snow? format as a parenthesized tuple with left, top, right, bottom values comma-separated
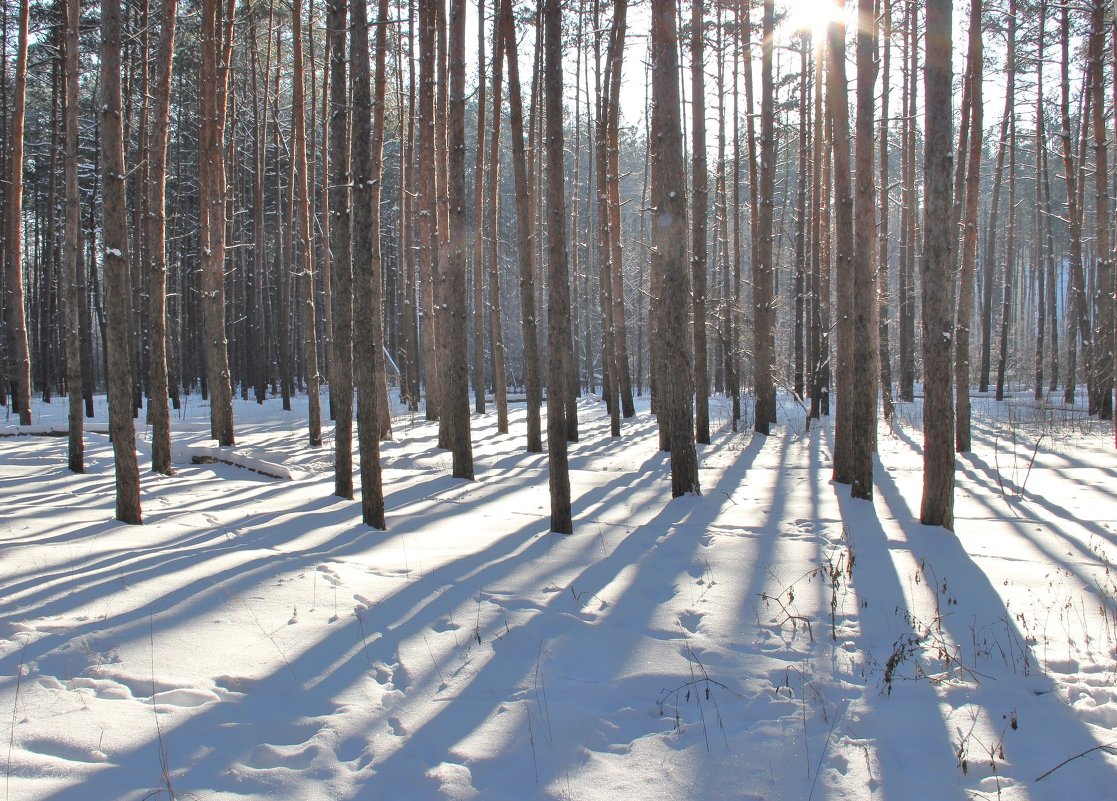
(1, 390, 1116, 801)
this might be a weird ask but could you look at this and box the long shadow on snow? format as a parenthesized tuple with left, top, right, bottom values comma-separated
(352, 439, 768, 797)
(833, 472, 965, 800)
(35, 449, 670, 800)
(874, 467, 1117, 798)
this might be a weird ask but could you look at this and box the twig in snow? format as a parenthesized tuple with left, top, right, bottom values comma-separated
(1035, 742, 1117, 782)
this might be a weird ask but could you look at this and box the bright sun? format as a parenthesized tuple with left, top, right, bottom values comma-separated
(783, 0, 846, 39)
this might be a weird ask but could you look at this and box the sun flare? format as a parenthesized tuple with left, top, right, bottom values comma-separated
(783, 0, 846, 39)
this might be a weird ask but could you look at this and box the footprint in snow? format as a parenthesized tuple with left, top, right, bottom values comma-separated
(317, 564, 344, 587)
(678, 610, 705, 634)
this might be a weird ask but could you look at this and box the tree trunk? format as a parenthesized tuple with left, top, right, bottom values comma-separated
(794, 32, 808, 407)
(441, 0, 475, 478)
(472, 0, 488, 416)
(486, 8, 509, 434)
(349, 0, 388, 527)
(543, 0, 573, 530)
(606, 0, 634, 420)
(809, 29, 827, 423)
(754, 0, 776, 435)
(418, 0, 440, 421)
(1089, 0, 1113, 419)
(4, 0, 31, 425)
(849, 0, 880, 497)
(994, 0, 1017, 402)
(827, 1, 855, 482)
(101, 0, 142, 523)
(1060, 2, 1090, 405)
(898, 0, 917, 403)
(878, 0, 894, 425)
(500, 0, 542, 453)
(198, 0, 236, 445)
(62, 0, 83, 471)
(691, 0, 709, 445)
(1034, 0, 1048, 402)
(955, 0, 982, 453)
(920, 0, 955, 530)
(292, 0, 322, 445)
(328, 0, 353, 498)
(144, 0, 178, 475)
(594, 0, 620, 436)
(650, 0, 699, 497)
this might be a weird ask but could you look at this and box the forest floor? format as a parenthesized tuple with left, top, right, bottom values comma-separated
(1, 389, 1116, 801)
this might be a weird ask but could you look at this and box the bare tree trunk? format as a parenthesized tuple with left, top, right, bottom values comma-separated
(754, 0, 776, 435)
(543, 0, 573, 530)
(440, 0, 474, 477)
(101, 0, 142, 523)
(1034, 0, 1048, 401)
(920, 0, 955, 530)
(1089, 0, 1113, 419)
(878, 0, 894, 424)
(145, 0, 179, 475)
(827, 1, 855, 482)
(848, 0, 880, 497)
(691, 0, 709, 445)
(198, 0, 236, 445)
(898, 0, 917, 403)
(4, 0, 31, 425)
(63, 0, 83, 470)
(955, 0, 982, 453)
(418, 0, 440, 420)
(472, 0, 488, 415)
(606, 0, 633, 420)
(651, 0, 699, 497)
(794, 32, 808, 406)
(594, 0, 620, 436)
(486, 7, 509, 434)
(994, 0, 1017, 402)
(349, 0, 388, 527)
(292, 0, 322, 444)
(500, 0, 542, 453)
(399, 6, 421, 412)
(328, 0, 353, 498)
(1060, 2, 1090, 405)
(809, 30, 827, 423)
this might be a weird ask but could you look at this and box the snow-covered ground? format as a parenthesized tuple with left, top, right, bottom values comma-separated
(1, 390, 1115, 801)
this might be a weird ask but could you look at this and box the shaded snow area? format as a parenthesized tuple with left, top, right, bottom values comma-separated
(2, 392, 1116, 801)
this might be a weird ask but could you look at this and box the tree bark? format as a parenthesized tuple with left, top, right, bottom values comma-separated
(994, 0, 1017, 402)
(1060, 2, 1090, 405)
(292, 0, 323, 445)
(472, 0, 488, 416)
(349, 0, 388, 527)
(691, 0, 709, 445)
(328, 0, 353, 498)
(101, 0, 142, 523)
(4, 0, 31, 425)
(543, 0, 573, 530)
(651, 0, 700, 497)
(62, 0, 83, 471)
(1089, 0, 1113, 419)
(955, 0, 982, 453)
(486, 8, 509, 434)
(849, 0, 879, 497)
(920, 0, 955, 530)
(878, 0, 894, 425)
(754, 0, 776, 435)
(198, 0, 236, 444)
(500, 0, 543, 453)
(827, 2, 855, 482)
(418, 0, 440, 421)
(442, 0, 475, 478)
